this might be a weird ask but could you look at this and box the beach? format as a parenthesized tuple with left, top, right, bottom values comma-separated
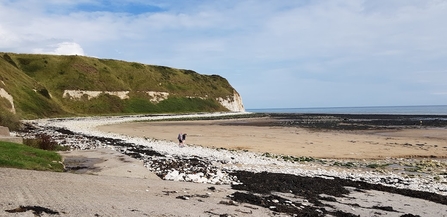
(2, 113, 447, 216)
(1, 149, 275, 217)
(97, 116, 447, 159)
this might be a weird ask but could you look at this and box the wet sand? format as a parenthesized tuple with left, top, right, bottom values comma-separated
(97, 117, 447, 159)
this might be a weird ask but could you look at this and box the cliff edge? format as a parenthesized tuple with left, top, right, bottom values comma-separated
(0, 52, 245, 121)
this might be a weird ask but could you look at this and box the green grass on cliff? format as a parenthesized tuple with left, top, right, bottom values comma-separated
(0, 52, 236, 119)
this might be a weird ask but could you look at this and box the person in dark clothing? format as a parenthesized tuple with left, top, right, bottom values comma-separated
(182, 133, 187, 143)
(178, 133, 183, 146)
(178, 133, 187, 146)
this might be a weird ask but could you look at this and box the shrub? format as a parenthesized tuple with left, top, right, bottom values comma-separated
(23, 134, 67, 151)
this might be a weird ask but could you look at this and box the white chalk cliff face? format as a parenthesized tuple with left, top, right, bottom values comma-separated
(63, 90, 130, 100)
(62, 90, 245, 112)
(216, 90, 245, 112)
(0, 88, 15, 114)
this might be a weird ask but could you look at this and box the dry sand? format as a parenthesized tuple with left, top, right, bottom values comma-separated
(98, 118, 447, 159)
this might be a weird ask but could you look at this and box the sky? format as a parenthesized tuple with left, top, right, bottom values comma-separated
(1, 0, 447, 109)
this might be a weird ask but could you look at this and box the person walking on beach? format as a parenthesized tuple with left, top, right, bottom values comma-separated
(178, 132, 183, 146)
(182, 133, 187, 144)
(178, 133, 187, 147)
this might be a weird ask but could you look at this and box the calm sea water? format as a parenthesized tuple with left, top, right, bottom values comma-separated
(247, 105, 447, 115)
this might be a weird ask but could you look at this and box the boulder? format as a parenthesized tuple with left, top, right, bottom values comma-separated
(0, 126, 23, 144)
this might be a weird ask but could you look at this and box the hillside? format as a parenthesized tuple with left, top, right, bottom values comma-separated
(0, 52, 244, 128)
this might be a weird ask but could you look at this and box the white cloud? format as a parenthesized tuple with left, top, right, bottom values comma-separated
(53, 42, 85, 55)
(33, 42, 85, 55)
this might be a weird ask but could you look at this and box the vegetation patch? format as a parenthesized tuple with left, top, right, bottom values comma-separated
(0, 141, 64, 171)
(333, 161, 356, 168)
(0, 52, 240, 118)
(261, 152, 318, 163)
(366, 163, 391, 169)
(23, 134, 69, 151)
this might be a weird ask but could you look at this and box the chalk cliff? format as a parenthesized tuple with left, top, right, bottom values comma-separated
(0, 52, 246, 118)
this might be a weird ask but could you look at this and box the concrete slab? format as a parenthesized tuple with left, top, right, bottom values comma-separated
(0, 137, 23, 144)
(0, 126, 9, 136)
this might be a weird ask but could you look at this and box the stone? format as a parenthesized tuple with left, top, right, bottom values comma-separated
(0, 126, 23, 144)
(0, 126, 10, 136)
(0, 137, 23, 144)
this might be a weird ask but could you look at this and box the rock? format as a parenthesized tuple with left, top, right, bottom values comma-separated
(176, 195, 190, 200)
(0, 126, 23, 144)
(0, 126, 10, 136)
(164, 170, 184, 181)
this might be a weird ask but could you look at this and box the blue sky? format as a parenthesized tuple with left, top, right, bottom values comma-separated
(1, 0, 446, 109)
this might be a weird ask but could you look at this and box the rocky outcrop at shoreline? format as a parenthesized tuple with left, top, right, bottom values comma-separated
(16, 113, 447, 216)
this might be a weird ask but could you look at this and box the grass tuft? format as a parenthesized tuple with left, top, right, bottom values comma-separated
(0, 141, 64, 171)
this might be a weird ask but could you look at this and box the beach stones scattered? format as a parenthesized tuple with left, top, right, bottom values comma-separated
(18, 121, 237, 185)
(144, 155, 235, 184)
(16, 116, 447, 194)
(16, 115, 447, 194)
(13, 114, 447, 216)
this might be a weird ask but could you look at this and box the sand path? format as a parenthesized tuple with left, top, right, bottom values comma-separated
(0, 149, 275, 217)
(98, 118, 447, 159)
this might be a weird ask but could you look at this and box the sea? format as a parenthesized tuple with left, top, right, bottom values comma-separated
(247, 105, 447, 115)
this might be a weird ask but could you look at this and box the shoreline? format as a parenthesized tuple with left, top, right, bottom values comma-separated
(9, 112, 447, 216)
(21, 113, 447, 187)
(97, 116, 447, 159)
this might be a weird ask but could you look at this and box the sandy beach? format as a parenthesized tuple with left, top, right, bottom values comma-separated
(97, 117, 447, 159)
(2, 113, 447, 216)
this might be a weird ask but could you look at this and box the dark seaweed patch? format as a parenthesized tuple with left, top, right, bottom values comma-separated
(5, 205, 60, 216)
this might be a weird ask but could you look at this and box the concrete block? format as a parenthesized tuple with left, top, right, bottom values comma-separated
(0, 137, 23, 144)
(0, 126, 10, 136)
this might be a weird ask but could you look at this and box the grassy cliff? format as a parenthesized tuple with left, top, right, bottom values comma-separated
(0, 52, 239, 128)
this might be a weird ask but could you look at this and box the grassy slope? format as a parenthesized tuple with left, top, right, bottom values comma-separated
(0, 141, 64, 172)
(0, 53, 236, 119)
(0, 53, 66, 120)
